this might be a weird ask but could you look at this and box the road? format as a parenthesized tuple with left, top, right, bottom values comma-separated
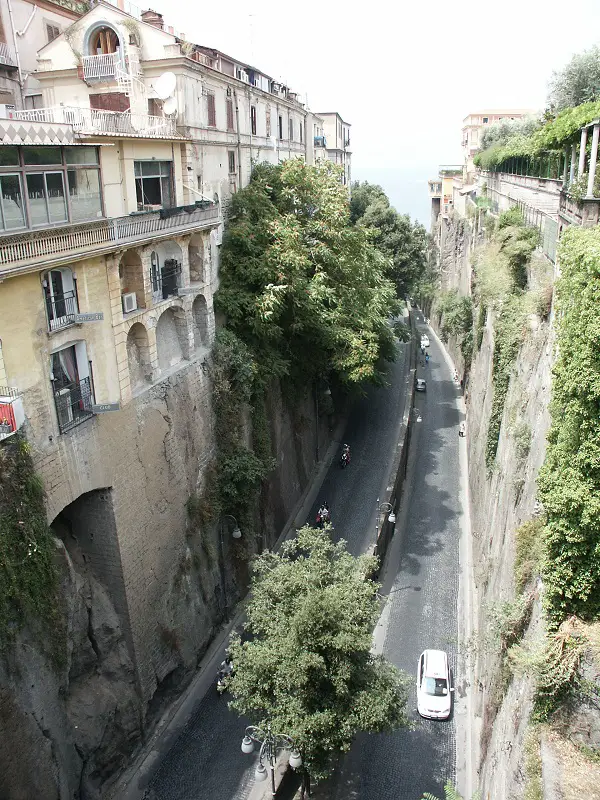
(142, 317, 466, 800)
(332, 316, 465, 800)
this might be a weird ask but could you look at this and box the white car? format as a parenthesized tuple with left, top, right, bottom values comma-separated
(420, 335, 430, 348)
(415, 378, 426, 392)
(416, 649, 453, 720)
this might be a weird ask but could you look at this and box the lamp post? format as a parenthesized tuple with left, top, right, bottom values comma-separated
(218, 514, 242, 622)
(241, 724, 302, 797)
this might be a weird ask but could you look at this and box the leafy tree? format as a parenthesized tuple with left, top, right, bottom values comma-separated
(422, 785, 480, 800)
(228, 527, 409, 784)
(547, 45, 600, 113)
(216, 161, 400, 387)
(480, 117, 541, 151)
(350, 181, 428, 299)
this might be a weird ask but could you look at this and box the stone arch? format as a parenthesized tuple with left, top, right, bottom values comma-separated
(119, 249, 145, 310)
(84, 21, 123, 57)
(192, 294, 209, 348)
(155, 307, 187, 371)
(188, 234, 204, 284)
(152, 240, 184, 301)
(126, 322, 152, 391)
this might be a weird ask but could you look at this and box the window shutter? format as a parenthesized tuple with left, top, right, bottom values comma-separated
(207, 93, 216, 127)
(250, 105, 256, 136)
(226, 98, 234, 131)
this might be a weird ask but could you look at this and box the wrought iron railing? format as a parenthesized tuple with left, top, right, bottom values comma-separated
(0, 43, 15, 67)
(46, 289, 78, 331)
(53, 376, 94, 434)
(0, 386, 20, 441)
(0, 203, 220, 273)
(11, 106, 179, 138)
(151, 258, 181, 300)
(82, 52, 121, 81)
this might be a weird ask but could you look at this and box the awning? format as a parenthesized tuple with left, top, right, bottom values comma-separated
(459, 184, 477, 195)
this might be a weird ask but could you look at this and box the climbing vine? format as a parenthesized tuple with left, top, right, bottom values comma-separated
(537, 226, 600, 624)
(0, 438, 61, 654)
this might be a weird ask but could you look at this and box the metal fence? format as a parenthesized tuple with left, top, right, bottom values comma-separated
(513, 199, 558, 264)
(53, 377, 94, 434)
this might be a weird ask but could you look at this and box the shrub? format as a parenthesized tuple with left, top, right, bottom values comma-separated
(514, 517, 545, 592)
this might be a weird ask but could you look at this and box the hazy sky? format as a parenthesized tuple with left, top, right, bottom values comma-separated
(149, 0, 600, 224)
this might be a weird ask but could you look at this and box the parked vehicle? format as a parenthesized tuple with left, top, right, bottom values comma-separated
(416, 649, 454, 720)
(415, 378, 427, 392)
(420, 335, 430, 348)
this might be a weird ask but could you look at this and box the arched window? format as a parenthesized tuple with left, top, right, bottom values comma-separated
(89, 26, 120, 55)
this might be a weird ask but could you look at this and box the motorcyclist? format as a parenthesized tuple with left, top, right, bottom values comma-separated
(217, 655, 234, 694)
(316, 501, 330, 527)
(341, 443, 351, 467)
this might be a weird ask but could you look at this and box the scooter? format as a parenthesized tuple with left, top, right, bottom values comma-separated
(340, 446, 351, 468)
(316, 507, 331, 528)
(216, 658, 234, 695)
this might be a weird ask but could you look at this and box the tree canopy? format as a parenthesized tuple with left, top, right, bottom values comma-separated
(227, 527, 409, 781)
(216, 161, 401, 387)
(349, 181, 428, 300)
(547, 45, 600, 113)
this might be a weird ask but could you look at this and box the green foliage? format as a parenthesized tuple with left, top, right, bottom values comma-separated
(228, 527, 409, 781)
(537, 226, 600, 624)
(514, 517, 545, 592)
(514, 421, 532, 462)
(475, 302, 487, 350)
(0, 438, 62, 656)
(480, 117, 541, 151)
(547, 46, 600, 112)
(422, 784, 480, 800)
(485, 294, 528, 468)
(497, 207, 524, 230)
(350, 181, 428, 299)
(533, 618, 586, 720)
(437, 290, 474, 366)
(568, 169, 600, 201)
(523, 726, 544, 800)
(217, 161, 400, 387)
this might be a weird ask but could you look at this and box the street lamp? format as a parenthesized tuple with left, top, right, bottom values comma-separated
(241, 724, 302, 797)
(218, 514, 242, 621)
(378, 500, 396, 527)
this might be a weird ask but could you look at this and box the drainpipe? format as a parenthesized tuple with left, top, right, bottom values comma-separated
(233, 89, 243, 189)
(6, 0, 25, 108)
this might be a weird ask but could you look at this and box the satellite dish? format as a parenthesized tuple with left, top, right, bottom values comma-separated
(163, 96, 178, 115)
(155, 71, 177, 100)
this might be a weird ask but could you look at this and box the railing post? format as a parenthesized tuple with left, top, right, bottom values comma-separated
(578, 126, 588, 177)
(586, 123, 600, 198)
(569, 143, 577, 184)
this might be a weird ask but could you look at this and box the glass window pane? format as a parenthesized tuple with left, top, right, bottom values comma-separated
(160, 175, 173, 207)
(68, 168, 102, 221)
(23, 146, 62, 165)
(0, 174, 25, 230)
(142, 161, 160, 176)
(45, 172, 67, 223)
(65, 146, 99, 165)
(134, 161, 142, 176)
(0, 146, 19, 166)
(26, 173, 49, 226)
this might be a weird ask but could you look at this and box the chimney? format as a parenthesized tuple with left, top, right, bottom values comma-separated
(141, 9, 164, 29)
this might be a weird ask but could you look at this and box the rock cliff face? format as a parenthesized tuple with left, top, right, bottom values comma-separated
(0, 381, 329, 799)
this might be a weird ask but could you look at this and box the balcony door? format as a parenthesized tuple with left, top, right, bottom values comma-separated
(51, 343, 94, 433)
(44, 268, 78, 331)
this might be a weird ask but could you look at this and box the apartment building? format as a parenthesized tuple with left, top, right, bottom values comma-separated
(0, 0, 355, 715)
(316, 110, 351, 184)
(462, 109, 534, 177)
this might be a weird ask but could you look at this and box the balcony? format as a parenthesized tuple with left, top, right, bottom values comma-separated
(0, 43, 16, 68)
(0, 387, 24, 441)
(11, 106, 182, 139)
(46, 289, 78, 332)
(82, 52, 121, 82)
(314, 135, 327, 148)
(0, 202, 220, 276)
(559, 191, 600, 228)
(53, 376, 94, 434)
(428, 181, 442, 198)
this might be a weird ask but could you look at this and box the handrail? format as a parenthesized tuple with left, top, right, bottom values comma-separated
(11, 106, 180, 138)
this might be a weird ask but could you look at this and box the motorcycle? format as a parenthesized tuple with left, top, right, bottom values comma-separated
(316, 505, 331, 528)
(216, 657, 234, 695)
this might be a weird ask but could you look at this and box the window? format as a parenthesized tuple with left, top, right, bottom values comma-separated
(134, 161, 173, 211)
(278, 115, 283, 139)
(250, 105, 257, 136)
(43, 268, 78, 331)
(0, 145, 102, 231)
(207, 93, 216, 127)
(482, 117, 489, 124)
(147, 98, 161, 117)
(46, 23, 60, 42)
(51, 343, 94, 434)
(24, 94, 43, 110)
(299, 121, 303, 144)
(266, 107, 271, 138)
(228, 151, 236, 174)
(226, 98, 234, 131)
(150, 250, 181, 300)
(289, 118, 293, 141)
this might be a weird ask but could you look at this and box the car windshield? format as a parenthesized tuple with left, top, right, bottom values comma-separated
(423, 677, 448, 696)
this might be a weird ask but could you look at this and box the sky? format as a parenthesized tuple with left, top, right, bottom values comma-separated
(148, 0, 600, 227)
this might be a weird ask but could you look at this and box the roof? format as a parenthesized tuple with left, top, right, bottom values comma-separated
(316, 112, 351, 125)
(459, 184, 477, 195)
(462, 109, 536, 121)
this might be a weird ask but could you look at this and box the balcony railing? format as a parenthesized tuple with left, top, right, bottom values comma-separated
(46, 289, 78, 332)
(53, 376, 94, 434)
(559, 191, 600, 228)
(11, 106, 180, 139)
(0, 386, 24, 440)
(0, 202, 220, 275)
(0, 43, 16, 67)
(82, 52, 121, 81)
(314, 135, 326, 148)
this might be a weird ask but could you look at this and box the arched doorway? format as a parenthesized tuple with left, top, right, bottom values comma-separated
(151, 241, 183, 302)
(156, 308, 186, 371)
(126, 322, 152, 391)
(192, 294, 208, 348)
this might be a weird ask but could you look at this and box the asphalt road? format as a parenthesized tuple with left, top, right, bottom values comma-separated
(333, 317, 463, 800)
(144, 318, 463, 800)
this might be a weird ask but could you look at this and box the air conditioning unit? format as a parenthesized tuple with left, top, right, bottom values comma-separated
(0, 104, 16, 119)
(122, 292, 137, 313)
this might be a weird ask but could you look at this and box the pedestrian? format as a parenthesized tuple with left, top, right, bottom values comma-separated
(425, 353, 430, 365)
(460, 378, 464, 391)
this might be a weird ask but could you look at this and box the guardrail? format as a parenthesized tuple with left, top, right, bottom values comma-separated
(0, 203, 220, 274)
(11, 106, 179, 138)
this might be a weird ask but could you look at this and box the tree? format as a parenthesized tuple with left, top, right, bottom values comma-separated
(216, 161, 400, 387)
(228, 527, 409, 786)
(480, 117, 541, 151)
(422, 784, 480, 800)
(547, 45, 600, 113)
(349, 181, 428, 300)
